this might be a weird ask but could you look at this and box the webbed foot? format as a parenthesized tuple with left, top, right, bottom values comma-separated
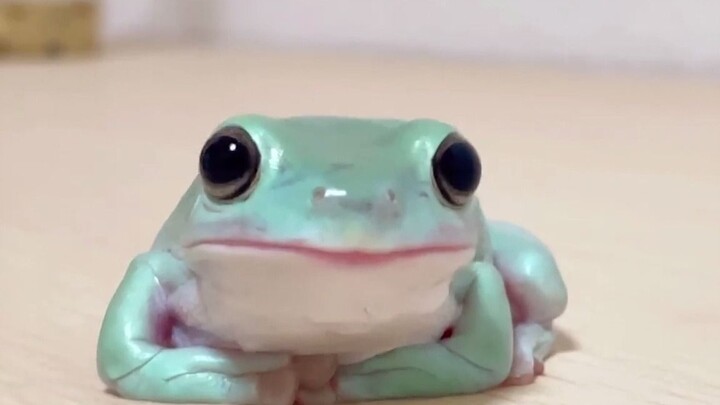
(503, 322, 555, 386)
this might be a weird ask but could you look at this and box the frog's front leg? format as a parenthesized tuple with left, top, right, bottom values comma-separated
(314, 261, 513, 403)
(488, 221, 568, 385)
(96, 251, 296, 404)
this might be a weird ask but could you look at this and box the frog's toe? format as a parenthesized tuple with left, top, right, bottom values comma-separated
(257, 368, 298, 405)
(507, 323, 555, 384)
(293, 355, 337, 390)
(503, 358, 544, 386)
(295, 385, 337, 405)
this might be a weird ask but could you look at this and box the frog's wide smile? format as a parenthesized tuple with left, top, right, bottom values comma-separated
(183, 238, 473, 265)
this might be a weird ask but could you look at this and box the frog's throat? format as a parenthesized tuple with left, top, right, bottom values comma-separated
(182, 238, 473, 266)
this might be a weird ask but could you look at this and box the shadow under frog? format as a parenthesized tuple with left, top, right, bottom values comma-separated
(97, 115, 569, 405)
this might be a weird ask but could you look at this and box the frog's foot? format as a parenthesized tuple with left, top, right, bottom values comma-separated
(103, 346, 298, 405)
(295, 385, 337, 405)
(293, 355, 337, 390)
(293, 355, 338, 405)
(258, 368, 299, 405)
(503, 322, 555, 386)
(503, 358, 544, 386)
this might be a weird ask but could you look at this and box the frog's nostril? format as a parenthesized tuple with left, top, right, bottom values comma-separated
(312, 186, 326, 202)
(379, 190, 402, 218)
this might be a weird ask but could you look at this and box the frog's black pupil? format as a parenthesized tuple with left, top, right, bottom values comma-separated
(201, 135, 252, 185)
(438, 141, 481, 193)
(432, 134, 482, 206)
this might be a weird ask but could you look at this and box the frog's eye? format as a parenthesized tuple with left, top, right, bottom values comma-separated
(199, 125, 261, 201)
(431, 133, 482, 207)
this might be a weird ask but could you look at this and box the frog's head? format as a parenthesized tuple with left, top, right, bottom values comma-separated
(167, 115, 486, 267)
(159, 115, 490, 352)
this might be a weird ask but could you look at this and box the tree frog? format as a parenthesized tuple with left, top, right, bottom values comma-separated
(97, 115, 568, 405)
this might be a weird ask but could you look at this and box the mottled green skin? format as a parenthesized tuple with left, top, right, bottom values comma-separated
(97, 115, 568, 404)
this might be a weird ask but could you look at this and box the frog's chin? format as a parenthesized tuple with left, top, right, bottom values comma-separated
(181, 238, 474, 267)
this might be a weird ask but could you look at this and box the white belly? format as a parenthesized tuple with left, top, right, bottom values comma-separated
(170, 245, 472, 362)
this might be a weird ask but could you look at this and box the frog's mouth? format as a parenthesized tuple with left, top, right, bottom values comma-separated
(183, 238, 473, 266)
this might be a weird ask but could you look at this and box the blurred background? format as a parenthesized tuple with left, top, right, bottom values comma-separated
(1, 3, 719, 404)
(1, 0, 719, 74)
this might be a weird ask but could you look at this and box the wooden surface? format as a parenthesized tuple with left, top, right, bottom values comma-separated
(1, 46, 719, 405)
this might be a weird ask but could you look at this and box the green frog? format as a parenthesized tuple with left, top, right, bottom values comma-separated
(97, 115, 568, 404)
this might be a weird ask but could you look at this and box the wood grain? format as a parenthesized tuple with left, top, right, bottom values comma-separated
(1, 46, 718, 405)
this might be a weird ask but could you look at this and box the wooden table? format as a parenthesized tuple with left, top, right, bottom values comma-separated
(1, 47, 718, 405)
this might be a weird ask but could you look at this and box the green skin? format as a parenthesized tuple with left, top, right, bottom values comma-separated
(97, 115, 568, 404)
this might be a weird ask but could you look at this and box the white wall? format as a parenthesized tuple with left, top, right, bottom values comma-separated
(102, 0, 720, 73)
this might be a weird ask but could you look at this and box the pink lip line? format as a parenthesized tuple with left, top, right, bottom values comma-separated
(183, 239, 473, 265)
